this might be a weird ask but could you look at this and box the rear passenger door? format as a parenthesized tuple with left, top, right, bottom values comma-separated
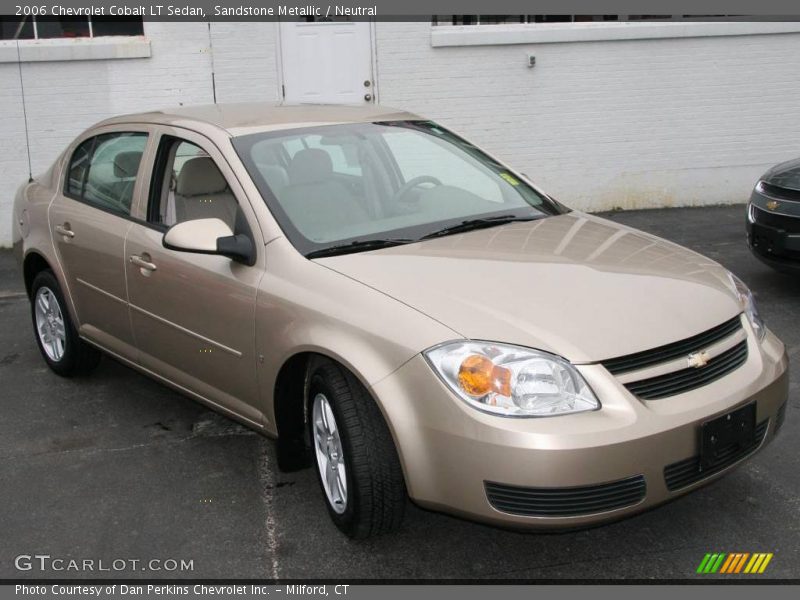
(124, 129, 265, 426)
(50, 128, 150, 360)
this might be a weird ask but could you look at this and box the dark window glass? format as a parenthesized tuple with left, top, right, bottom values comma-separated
(433, 14, 745, 25)
(573, 15, 619, 21)
(67, 133, 148, 216)
(532, 15, 573, 23)
(36, 16, 90, 39)
(0, 17, 34, 40)
(91, 17, 144, 37)
(478, 15, 525, 24)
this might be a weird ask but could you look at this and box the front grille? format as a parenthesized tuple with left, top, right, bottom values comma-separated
(752, 205, 800, 235)
(485, 475, 646, 517)
(602, 316, 742, 376)
(664, 420, 768, 491)
(623, 340, 748, 400)
(760, 181, 800, 202)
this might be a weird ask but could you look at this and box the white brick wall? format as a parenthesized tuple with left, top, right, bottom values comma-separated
(0, 61, 28, 248)
(210, 22, 280, 104)
(3, 21, 800, 246)
(375, 22, 800, 213)
(0, 21, 279, 246)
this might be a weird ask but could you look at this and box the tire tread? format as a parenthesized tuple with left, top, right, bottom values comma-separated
(310, 359, 406, 538)
(31, 270, 100, 377)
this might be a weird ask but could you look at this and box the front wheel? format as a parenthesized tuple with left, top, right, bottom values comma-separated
(30, 270, 100, 377)
(308, 358, 406, 538)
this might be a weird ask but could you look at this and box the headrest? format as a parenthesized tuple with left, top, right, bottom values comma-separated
(257, 164, 290, 191)
(113, 151, 143, 178)
(288, 148, 333, 185)
(176, 157, 228, 196)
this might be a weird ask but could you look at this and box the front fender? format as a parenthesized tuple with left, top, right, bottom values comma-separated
(255, 237, 459, 433)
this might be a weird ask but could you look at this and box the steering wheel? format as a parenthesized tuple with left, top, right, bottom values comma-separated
(393, 175, 443, 203)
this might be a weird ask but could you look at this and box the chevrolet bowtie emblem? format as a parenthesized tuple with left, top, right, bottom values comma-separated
(688, 351, 711, 368)
(766, 200, 780, 211)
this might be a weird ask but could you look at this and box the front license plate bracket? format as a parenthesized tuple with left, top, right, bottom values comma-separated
(700, 403, 756, 471)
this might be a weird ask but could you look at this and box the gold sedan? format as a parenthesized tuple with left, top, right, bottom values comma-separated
(12, 103, 788, 538)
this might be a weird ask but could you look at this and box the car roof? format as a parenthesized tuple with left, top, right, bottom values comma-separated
(96, 102, 423, 137)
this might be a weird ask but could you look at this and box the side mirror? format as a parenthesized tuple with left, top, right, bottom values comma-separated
(163, 218, 255, 266)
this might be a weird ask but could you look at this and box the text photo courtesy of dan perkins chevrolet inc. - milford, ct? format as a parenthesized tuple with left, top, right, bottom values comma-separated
(14, 585, 347, 596)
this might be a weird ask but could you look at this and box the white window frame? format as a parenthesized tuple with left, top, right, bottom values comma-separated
(0, 16, 150, 63)
(430, 21, 800, 47)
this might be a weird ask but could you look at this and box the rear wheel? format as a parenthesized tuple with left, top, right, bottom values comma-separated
(30, 270, 100, 377)
(308, 358, 406, 538)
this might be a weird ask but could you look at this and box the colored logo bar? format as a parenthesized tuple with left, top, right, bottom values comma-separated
(697, 553, 773, 574)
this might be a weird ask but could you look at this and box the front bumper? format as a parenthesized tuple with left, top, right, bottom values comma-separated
(746, 186, 800, 273)
(371, 327, 788, 529)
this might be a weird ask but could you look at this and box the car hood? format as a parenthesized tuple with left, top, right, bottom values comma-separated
(762, 157, 800, 192)
(316, 213, 743, 363)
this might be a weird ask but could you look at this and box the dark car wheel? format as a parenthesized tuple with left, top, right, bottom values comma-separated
(30, 270, 100, 377)
(307, 357, 406, 539)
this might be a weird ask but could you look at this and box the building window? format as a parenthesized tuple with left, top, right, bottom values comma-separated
(432, 15, 743, 26)
(0, 17, 34, 39)
(0, 16, 143, 40)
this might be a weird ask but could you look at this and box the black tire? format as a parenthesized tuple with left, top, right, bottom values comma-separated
(30, 270, 100, 377)
(307, 358, 406, 538)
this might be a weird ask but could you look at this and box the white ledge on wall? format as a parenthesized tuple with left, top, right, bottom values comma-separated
(430, 21, 800, 47)
(0, 36, 151, 63)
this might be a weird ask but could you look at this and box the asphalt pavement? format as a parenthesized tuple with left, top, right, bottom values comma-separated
(1, 205, 798, 580)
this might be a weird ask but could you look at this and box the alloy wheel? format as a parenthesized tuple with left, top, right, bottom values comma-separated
(34, 286, 66, 362)
(312, 392, 348, 514)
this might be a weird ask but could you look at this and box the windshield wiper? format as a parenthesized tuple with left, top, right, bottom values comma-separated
(420, 214, 541, 240)
(306, 238, 415, 259)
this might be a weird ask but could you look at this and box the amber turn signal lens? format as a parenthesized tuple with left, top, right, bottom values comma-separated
(457, 354, 512, 398)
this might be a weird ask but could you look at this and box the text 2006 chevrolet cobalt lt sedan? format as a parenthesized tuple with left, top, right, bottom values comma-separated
(12, 103, 789, 538)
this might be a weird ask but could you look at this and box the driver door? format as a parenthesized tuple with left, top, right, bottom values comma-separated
(125, 129, 265, 426)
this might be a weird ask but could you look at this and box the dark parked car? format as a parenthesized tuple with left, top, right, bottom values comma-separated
(747, 159, 800, 273)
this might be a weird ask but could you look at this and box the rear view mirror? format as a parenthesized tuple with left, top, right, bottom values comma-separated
(163, 218, 255, 265)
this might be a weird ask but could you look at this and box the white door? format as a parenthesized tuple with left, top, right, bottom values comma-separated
(279, 21, 374, 104)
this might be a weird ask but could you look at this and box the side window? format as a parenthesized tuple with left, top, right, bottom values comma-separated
(149, 137, 243, 232)
(65, 132, 148, 216)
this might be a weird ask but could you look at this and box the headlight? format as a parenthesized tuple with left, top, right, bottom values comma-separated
(424, 341, 600, 417)
(730, 274, 766, 341)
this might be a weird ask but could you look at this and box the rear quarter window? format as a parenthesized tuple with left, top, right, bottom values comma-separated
(65, 132, 148, 217)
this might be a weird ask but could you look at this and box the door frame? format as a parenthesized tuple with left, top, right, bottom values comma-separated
(123, 124, 267, 426)
(275, 20, 379, 104)
(50, 123, 157, 332)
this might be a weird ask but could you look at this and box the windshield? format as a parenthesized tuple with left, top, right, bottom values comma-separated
(232, 120, 567, 256)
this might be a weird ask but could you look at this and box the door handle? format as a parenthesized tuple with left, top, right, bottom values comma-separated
(364, 93, 372, 102)
(129, 254, 157, 272)
(55, 224, 74, 238)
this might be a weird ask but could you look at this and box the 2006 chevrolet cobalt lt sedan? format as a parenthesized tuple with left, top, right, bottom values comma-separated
(12, 103, 789, 538)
